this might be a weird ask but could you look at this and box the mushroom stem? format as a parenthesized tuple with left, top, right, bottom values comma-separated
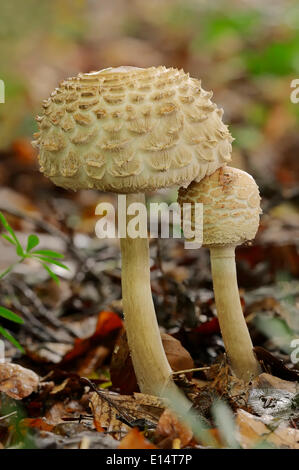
(210, 246, 261, 381)
(120, 193, 174, 396)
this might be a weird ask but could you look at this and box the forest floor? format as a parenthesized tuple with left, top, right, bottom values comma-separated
(0, 145, 298, 450)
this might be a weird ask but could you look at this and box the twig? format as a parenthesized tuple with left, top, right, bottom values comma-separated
(172, 366, 211, 375)
(80, 377, 135, 427)
(1, 281, 60, 343)
(0, 411, 17, 421)
(11, 279, 76, 340)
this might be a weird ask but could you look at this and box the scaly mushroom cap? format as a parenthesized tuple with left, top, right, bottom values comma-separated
(33, 66, 233, 193)
(178, 166, 262, 246)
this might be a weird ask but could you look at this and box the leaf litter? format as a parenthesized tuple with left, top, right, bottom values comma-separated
(1, 1, 299, 448)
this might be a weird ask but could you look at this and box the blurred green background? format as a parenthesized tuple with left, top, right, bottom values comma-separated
(0, 0, 299, 191)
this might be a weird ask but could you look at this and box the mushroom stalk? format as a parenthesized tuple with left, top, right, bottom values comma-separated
(120, 193, 174, 395)
(210, 246, 261, 381)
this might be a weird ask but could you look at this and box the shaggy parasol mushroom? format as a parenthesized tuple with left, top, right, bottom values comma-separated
(33, 65, 233, 395)
(178, 166, 262, 381)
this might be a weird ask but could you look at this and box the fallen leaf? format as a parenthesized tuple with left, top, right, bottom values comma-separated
(50, 378, 72, 395)
(252, 373, 298, 395)
(110, 330, 138, 394)
(20, 418, 54, 433)
(236, 409, 299, 449)
(118, 428, 156, 449)
(154, 408, 193, 448)
(47, 374, 84, 398)
(78, 345, 110, 377)
(44, 399, 86, 427)
(0, 363, 39, 399)
(111, 331, 194, 394)
(45, 402, 68, 426)
(203, 362, 250, 411)
(62, 311, 122, 364)
(161, 333, 194, 373)
(248, 373, 299, 426)
(254, 347, 299, 381)
(90, 390, 164, 436)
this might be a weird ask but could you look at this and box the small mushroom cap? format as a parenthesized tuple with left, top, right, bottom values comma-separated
(178, 166, 262, 246)
(34, 66, 233, 193)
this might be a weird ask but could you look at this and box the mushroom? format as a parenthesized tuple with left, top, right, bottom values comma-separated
(33, 66, 233, 395)
(178, 166, 262, 381)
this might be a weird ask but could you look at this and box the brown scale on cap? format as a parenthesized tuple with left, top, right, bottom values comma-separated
(33, 66, 233, 193)
(178, 166, 262, 246)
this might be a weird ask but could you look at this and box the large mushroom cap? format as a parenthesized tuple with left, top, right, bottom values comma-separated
(34, 66, 233, 193)
(178, 166, 262, 246)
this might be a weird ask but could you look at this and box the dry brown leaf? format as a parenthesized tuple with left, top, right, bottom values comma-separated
(77, 345, 110, 376)
(90, 390, 164, 435)
(252, 373, 298, 394)
(161, 333, 194, 373)
(44, 399, 85, 427)
(118, 428, 157, 449)
(205, 362, 250, 410)
(45, 402, 68, 426)
(248, 373, 299, 426)
(155, 408, 193, 448)
(110, 330, 139, 394)
(111, 331, 194, 394)
(20, 418, 54, 433)
(62, 311, 122, 364)
(50, 378, 71, 395)
(236, 409, 299, 449)
(253, 347, 299, 381)
(0, 362, 39, 399)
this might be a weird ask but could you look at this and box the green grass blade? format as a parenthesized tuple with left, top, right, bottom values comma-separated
(41, 263, 60, 284)
(0, 212, 24, 255)
(0, 306, 24, 324)
(32, 249, 64, 259)
(32, 255, 69, 270)
(1, 234, 16, 246)
(0, 326, 24, 353)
